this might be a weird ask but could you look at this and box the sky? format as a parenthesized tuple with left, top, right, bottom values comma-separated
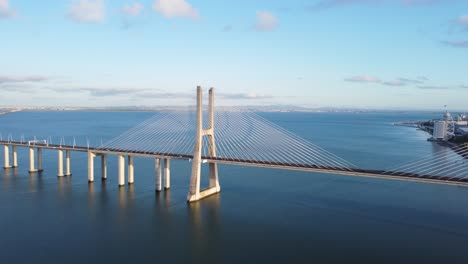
(1, 0, 468, 110)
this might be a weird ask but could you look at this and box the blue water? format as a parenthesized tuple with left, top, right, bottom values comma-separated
(1, 111, 468, 264)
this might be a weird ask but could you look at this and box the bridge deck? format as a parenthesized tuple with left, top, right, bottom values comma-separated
(2, 140, 468, 188)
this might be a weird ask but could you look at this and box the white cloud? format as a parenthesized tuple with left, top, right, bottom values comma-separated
(345, 75, 432, 87)
(0, 75, 49, 84)
(398, 77, 424, 84)
(441, 40, 468, 48)
(344, 74, 465, 91)
(402, 0, 437, 5)
(255, 11, 278, 32)
(220, 92, 272, 100)
(123, 2, 144, 17)
(0, 0, 14, 18)
(382, 80, 406, 86)
(458, 14, 468, 28)
(418, 85, 450, 90)
(344, 75, 381, 83)
(309, 0, 450, 10)
(153, 0, 198, 19)
(68, 0, 106, 23)
(222, 25, 233, 32)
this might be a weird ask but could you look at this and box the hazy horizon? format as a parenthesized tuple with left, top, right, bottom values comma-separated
(1, 103, 467, 113)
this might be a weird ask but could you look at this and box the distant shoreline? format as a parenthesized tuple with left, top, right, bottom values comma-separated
(0, 107, 460, 114)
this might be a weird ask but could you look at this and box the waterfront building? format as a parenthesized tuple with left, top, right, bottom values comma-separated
(433, 121, 448, 140)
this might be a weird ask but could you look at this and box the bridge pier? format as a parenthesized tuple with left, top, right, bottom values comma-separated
(28, 147, 38, 173)
(118, 155, 125, 186)
(164, 158, 170, 190)
(155, 158, 162, 192)
(101, 155, 107, 180)
(12, 146, 17, 168)
(3, 145, 11, 169)
(88, 152, 96, 182)
(37, 148, 43, 172)
(65, 150, 71, 176)
(57, 150, 64, 177)
(128, 156, 134, 184)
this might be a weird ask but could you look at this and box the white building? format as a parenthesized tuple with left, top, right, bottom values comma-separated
(433, 121, 447, 140)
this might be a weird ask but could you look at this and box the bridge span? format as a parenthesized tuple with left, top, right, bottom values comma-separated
(2, 140, 468, 197)
(2, 86, 468, 202)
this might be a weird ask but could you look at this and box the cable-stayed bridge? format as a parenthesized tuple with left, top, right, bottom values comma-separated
(1, 87, 468, 202)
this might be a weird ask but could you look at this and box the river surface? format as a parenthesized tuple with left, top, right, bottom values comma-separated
(1, 111, 468, 263)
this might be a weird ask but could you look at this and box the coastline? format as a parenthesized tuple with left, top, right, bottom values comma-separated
(0, 106, 461, 114)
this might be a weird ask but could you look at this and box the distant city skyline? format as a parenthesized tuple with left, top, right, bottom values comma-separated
(1, 0, 467, 110)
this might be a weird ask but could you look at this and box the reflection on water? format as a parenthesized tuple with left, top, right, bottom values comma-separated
(6, 167, 20, 177)
(163, 189, 171, 207)
(87, 181, 99, 222)
(1, 168, 17, 195)
(57, 176, 72, 199)
(118, 186, 127, 209)
(128, 184, 135, 206)
(156, 189, 172, 209)
(88, 182, 95, 201)
(187, 194, 222, 263)
(2, 168, 13, 189)
(431, 142, 446, 155)
(28, 172, 43, 192)
(100, 180, 109, 205)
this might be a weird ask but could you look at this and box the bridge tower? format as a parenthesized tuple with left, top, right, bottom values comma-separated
(187, 86, 220, 202)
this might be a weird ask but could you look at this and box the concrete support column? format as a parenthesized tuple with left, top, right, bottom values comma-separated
(88, 152, 95, 182)
(187, 86, 203, 201)
(12, 146, 18, 168)
(209, 162, 220, 190)
(65, 150, 71, 176)
(207, 87, 220, 192)
(57, 150, 64, 177)
(3, 145, 11, 169)
(128, 156, 134, 184)
(164, 158, 170, 190)
(101, 155, 107, 180)
(118, 155, 125, 186)
(37, 148, 43, 172)
(155, 158, 162, 192)
(28, 147, 37, 173)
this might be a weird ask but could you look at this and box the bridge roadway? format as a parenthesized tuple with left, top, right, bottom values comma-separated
(2, 140, 468, 188)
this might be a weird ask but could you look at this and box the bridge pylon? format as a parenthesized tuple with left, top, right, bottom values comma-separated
(187, 86, 220, 202)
